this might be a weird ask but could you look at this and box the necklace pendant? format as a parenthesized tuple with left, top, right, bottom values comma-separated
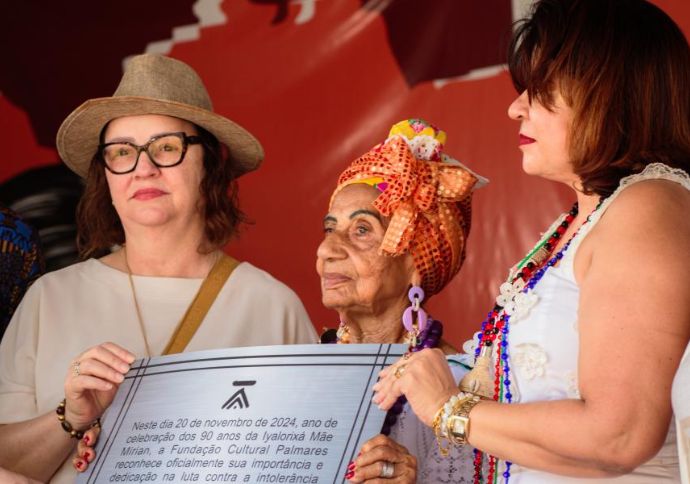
(531, 246, 551, 266)
(459, 346, 495, 399)
(403, 331, 418, 347)
(336, 323, 351, 344)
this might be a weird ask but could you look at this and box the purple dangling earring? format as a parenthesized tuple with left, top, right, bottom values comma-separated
(402, 286, 428, 347)
(382, 288, 443, 436)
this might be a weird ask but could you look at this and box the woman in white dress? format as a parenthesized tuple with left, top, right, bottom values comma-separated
(0, 54, 316, 483)
(373, 0, 690, 482)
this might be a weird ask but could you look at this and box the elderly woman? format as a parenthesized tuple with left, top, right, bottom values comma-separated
(373, 0, 690, 482)
(0, 54, 316, 483)
(317, 119, 485, 482)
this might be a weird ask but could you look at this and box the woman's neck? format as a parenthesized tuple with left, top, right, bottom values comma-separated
(575, 190, 602, 217)
(549, 190, 601, 255)
(338, 300, 408, 344)
(102, 222, 219, 278)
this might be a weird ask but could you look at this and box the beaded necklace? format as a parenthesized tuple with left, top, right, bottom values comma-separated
(327, 318, 444, 436)
(466, 201, 601, 484)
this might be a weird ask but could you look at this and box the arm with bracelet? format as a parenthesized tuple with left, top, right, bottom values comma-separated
(371, 1, 690, 480)
(0, 292, 133, 483)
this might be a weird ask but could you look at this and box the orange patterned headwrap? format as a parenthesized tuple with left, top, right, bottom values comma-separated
(331, 119, 487, 296)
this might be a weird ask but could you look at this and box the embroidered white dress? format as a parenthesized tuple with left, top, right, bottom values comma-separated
(501, 164, 687, 483)
(390, 358, 475, 482)
(673, 343, 690, 484)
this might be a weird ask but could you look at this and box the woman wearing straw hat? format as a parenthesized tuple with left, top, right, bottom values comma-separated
(0, 54, 316, 483)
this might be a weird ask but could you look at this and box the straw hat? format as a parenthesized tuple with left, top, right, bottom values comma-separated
(56, 54, 264, 178)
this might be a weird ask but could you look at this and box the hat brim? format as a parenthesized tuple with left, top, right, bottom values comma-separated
(56, 96, 264, 178)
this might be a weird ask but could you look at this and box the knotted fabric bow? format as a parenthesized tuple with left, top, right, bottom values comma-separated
(331, 119, 483, 295)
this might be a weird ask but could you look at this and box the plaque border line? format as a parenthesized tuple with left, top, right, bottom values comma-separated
(123, 362, 401, 380)
(332, 343, 397, 484)
(87, 357, 150, 483)
(82, 346, 406, 483)
(126, 351, 406, 375)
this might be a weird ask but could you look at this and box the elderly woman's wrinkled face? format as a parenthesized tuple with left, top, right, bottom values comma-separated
(316, 184, 416, 314)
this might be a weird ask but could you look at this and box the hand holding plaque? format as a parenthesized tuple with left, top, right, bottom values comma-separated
(75, 344, 405, 483)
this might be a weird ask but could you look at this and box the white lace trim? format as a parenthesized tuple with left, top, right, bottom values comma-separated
(562, 163, 690, 268)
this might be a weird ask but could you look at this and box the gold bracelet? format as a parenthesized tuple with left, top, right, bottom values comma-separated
(445, 395, 481, 447)
(55, 399, 101, 439)
(432, 392, 471, 457)
(431, 404, 451, 457)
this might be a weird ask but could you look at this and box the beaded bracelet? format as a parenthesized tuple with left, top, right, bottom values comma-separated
(431, 404, 451, 457)
(56, 399, 101, 439)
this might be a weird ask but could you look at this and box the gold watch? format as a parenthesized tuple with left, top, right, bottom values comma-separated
(446, 395, 481, 446)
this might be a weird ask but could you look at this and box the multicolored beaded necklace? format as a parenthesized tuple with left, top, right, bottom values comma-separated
(324, 318, 444, 436)
(465, 200, 601, 483)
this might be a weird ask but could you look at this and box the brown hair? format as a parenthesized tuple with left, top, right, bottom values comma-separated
(76, 125, 246, 258)
(508, 0, 690, 196)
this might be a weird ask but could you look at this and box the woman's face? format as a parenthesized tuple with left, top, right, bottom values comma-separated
(316, 183, 416, 314)
(508, 90, 578, 186)
(103, 114, 205, 231)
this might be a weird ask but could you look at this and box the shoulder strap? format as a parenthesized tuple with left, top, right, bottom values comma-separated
(162, 254, 240, 355)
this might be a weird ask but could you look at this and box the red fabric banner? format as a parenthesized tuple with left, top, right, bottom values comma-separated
(1, 0, 689, 344)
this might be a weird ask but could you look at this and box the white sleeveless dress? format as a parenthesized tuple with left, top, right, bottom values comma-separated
(673, 343, 690, 484)
(501, 163, 688, 483)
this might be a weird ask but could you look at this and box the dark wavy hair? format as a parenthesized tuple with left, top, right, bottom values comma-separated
(76, 124, 246, 259)
(508, 0, 690, 196)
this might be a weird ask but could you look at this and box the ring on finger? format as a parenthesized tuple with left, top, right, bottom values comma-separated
(394, 364, 407, 379)
(73, 361, 81, 377)
(381, 461, 395, 478)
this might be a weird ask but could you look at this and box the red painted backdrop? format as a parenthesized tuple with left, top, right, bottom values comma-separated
(1, 0, 689, 345)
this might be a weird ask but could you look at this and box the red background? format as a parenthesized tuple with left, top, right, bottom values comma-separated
(1, 0, 689, 345)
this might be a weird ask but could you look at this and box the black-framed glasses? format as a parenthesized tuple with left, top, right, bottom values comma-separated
(99, 132, 203, 174)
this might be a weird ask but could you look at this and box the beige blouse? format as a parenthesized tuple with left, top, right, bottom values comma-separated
(0, 258, 317, 483)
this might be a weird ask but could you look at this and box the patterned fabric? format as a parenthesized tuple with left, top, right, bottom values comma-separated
(0, 205, 44, 338)
(389, 358, 475, 482)
(331, 119, 485, 296)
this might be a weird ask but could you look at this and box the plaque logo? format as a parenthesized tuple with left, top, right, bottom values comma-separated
(221, 380, 256, 409)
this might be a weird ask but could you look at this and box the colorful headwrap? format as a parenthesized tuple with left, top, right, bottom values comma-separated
(331, 119, 487, 296)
